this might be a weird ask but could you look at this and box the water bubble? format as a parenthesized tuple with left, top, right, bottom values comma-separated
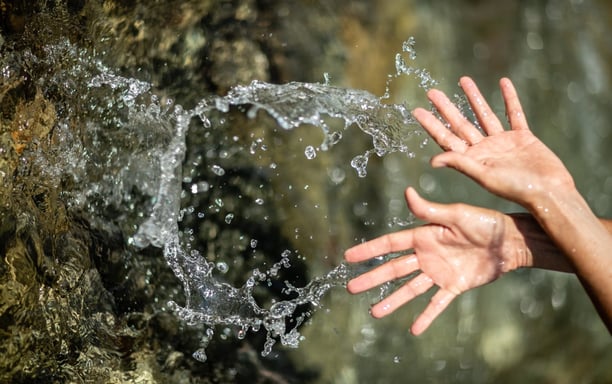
(216, 262, 229, 274)
(224, 213, 234, 224)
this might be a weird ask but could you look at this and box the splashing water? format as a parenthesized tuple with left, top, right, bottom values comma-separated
(10, 37, 431, 361)
(129, 77, 424, 360)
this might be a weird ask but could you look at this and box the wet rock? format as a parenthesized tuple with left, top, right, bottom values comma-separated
(209, 37, 270, 93)
(0, 0, 368, 382)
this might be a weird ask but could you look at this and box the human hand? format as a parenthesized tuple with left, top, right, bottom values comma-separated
(345, 187, 521, 335)
(412, 77, 575, 209)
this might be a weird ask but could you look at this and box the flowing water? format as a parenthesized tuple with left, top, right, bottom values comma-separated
(1, 1, 611, 383)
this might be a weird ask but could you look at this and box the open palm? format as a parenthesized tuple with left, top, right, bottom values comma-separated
(412, 77, 574, 208)
(345, 188, 516, 335)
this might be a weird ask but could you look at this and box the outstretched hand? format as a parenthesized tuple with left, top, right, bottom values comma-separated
(345, 76, 612, 336)
(345, 188, 519, 335)
(412, 77, 574, 209)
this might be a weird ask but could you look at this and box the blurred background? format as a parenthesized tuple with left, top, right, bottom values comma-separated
(1, 0, 611, 383)
(279, 1, 612, 383)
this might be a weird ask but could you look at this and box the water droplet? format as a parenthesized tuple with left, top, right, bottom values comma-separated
(216, 262, 229, 274)
(323, 72, 331, 85)
(304, 145, 317, 159)
(402, 36, 417, 59)
(192, 349, 207, 362)
(237, 328, 247, 339)
(327, 131, 342, 146)
(350, 154, 369, 177)
(211, 164, 225, 176)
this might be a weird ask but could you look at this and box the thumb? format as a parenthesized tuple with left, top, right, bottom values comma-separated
(404, 187, 431, 222)
(405, 187, 455, 227)
(431, 152, 485, 181)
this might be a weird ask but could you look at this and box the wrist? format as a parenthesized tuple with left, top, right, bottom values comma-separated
(501, 213, 534, 271)
(521, 169, 579, 215)
(524, 182, 585, 220)
(504, 212, 575, 273)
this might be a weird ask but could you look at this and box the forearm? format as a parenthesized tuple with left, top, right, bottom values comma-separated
(601, 219, 612, 234)
(527, 188, 612, 331)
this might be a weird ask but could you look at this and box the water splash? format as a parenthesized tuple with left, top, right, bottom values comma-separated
(10, 37, 432, 360)
(129, 77, 424, 359)
(139, 40, 439, 358)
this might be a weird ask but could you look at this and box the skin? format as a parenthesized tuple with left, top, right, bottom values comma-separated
(345, 76, 612, 335)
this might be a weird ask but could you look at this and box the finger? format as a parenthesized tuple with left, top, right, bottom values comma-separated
(459, 76, 505, 135)
(346, 254, 419, 294)
(430, 151, 486, 182)
(410, 289, 456, 335)
(370, 273, 434, 318)
(500, 77, 530, 131)
(426, 88, 484, 145)
(344, 229, 416, 263)
(412, 108, 468, 153)
(404, 187, 457, 228)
